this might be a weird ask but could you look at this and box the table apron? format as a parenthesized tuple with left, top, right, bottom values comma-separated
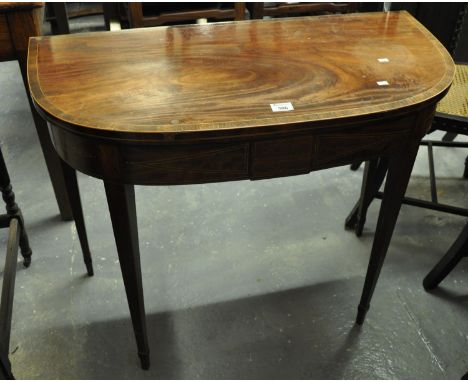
(48, 115, 418, 185)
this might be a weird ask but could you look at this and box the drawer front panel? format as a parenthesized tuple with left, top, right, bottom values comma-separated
(123, 143, 250, 185)
(314, 130, 411, 169)
(251, 136, 314, 179)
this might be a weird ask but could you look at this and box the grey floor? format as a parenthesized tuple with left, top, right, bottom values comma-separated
(2, 11, 468, 380)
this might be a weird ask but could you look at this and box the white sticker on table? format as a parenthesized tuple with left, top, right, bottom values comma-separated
(377, 80, 389, 86)
(377, 58, 390, 63)
(270, 102, 294, 112)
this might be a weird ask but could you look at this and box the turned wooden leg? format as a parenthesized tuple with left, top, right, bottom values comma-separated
(0, 148, 32, 266)
(58, 159, 93, 276)
(423, 221, 468, 290)
(0, 219, 20, 353)
(104, 182, 150, 370)
(0, 218, 20, 380)
(356, 143, 419, 325)
(345, 157, 388, 237)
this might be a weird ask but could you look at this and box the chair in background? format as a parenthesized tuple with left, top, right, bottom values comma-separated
(346, 3, 468, 235)
(345, 3, 468, 287)
(110, 2, 383, 31)
(0, 147, 32, 380)
(247, 2, 359, 19)
(423, 220, 468, 290)
(346, 61, 468, 236)
(45, 3, 124, 34)
(46, 3, 105, 34)
(0, 3, 73, 221)
(126, 2, 246, 28)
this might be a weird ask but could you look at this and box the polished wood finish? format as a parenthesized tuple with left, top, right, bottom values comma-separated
(0, 2, 73, 220)
(0, 3, 42, 61)
(0, 2, 42, 11)
(29, 13, 452, 138)
(346, 5, 468, 293)
(28, 12, 454, 369)
(0, 14, 15, 60)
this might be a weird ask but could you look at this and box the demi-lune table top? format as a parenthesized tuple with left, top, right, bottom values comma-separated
(28, 11, 454, 139)
(25, 10, 455, 371)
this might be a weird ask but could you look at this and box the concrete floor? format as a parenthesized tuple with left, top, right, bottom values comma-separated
(2, 11, 468, 380)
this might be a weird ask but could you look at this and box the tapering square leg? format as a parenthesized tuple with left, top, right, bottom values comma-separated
(104, 182, 150, 370)
(356, 143, 419, 324)
(58, 159, 93, 276)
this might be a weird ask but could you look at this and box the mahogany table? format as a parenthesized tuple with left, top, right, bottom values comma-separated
(0, 2, 73, 220)
(27, 11, 454, 369)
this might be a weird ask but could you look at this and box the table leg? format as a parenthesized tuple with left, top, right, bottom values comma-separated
(30, 110, 74, 221)
(345, 157, 388, 236)
(356, 143, 419, 325)
(7, 7, 74, 221)
(423, 221, 468, 290)
(103, 182, 150, 370)
(0, 351, 13, 379)
(58, 159, 93, 276)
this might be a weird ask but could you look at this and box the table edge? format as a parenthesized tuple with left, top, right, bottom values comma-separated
(27, 11, 455, 140)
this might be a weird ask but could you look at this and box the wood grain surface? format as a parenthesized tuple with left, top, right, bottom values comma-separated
(25, 11, 456, 368)
(0, 14, 15, 60)
(28, 11, 454, 139)
(0, 3, 42, 11)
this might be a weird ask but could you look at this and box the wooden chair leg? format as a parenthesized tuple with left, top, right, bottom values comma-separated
(345, 157, 388, 237)
(423, 221, 468, 290)
(0, 219, 20, 380)
(104, 182, 150, 370)
(463, 155, 468, 179)
(58, 158, 93, 276)
(50, 2, 70, 34)
(0, 149, 32, 266)
(356, 143, 419, 325)
(441, 131, 457, 142)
